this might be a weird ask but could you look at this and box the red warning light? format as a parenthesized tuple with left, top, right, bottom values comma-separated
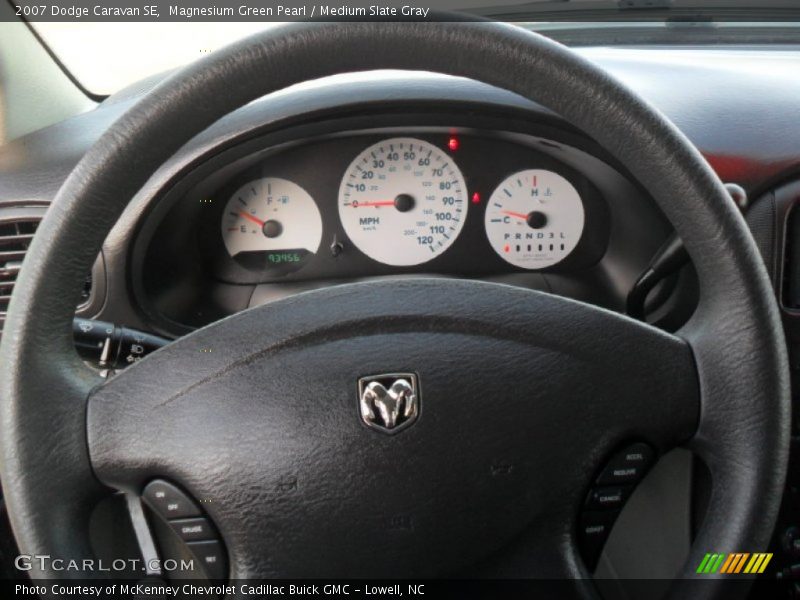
(448, 136, 460, 151)
(504, 244, 510, 253)
(471, 192, 481, 204)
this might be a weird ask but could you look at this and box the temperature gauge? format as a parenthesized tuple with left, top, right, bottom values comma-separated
(484, 169, 585, 269)
(221, 177, 322, 274)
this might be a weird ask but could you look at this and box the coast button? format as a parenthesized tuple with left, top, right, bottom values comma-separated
(579, 511, 620, 570)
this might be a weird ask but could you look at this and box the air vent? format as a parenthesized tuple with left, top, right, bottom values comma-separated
(0, 209, 45, 337)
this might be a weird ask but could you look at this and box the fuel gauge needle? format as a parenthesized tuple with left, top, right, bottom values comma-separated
(239, 212, 265, 226)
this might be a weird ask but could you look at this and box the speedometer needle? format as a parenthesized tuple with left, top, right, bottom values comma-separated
(239, 212, 265, 226)
(353, 201, 396, 207)
(502, 210, 528, 220)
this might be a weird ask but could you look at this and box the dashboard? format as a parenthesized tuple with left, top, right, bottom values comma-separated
(4, 47, 800, 343)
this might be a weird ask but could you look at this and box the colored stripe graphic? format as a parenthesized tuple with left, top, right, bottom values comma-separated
(750, 553, 773, 574)
(710, 554, 725, 573)
(719, 554, 736, 574)
(733, 553, 749, 573)
(698, 553, 773, 575)
(744, 554, 761, 574)
(721, 553, 742, 574)
(698, 554, 726, 574)
(696, 554, 711, 574)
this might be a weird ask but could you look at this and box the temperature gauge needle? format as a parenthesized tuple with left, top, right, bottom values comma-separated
(502, 210, 528, 220)
(239, 212, 265, 226)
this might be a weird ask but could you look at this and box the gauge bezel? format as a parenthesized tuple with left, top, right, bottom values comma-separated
(337, 137, 469, 267)
(219, 176, 323, 276)
(484, 168, 586, 270)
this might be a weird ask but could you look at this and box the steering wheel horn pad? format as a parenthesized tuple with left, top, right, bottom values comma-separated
(88, 279, 699, 577)
(0, 21, 789, 597)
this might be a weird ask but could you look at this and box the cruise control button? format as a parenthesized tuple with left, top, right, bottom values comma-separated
(169, 517, 216, 542)
(580, 511, 620, 570)
(580, 511, 618, 541)
(596, 443, 654, 485)
(586, 486, 630, 511)
(142, 480, 201, 519)
(187, 540, 228, 581)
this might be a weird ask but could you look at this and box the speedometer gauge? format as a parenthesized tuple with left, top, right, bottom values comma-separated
(338, 138, 467, 266)
(221, 177, 322, 274)
(484, 169, 584, 269)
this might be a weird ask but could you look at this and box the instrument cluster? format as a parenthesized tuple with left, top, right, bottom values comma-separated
(136, 129, 611, 331)
(201, 132, 607, 284)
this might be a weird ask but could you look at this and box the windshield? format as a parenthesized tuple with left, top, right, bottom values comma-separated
(28, 0, 800, 96)
(33, 23, 282, 94)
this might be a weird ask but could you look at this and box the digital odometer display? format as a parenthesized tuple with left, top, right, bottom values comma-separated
(338, 137, 468, 266)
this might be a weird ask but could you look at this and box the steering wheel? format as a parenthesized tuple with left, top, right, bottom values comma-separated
(0, 21, 790, 597)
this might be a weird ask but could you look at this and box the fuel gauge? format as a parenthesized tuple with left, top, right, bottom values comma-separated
(221, 177, 322, 275)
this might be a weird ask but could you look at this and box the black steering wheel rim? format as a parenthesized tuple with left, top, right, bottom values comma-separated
(0, 21, 789, 596)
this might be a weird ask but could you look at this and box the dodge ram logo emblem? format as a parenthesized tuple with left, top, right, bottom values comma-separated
(358, 373, 419, 434)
